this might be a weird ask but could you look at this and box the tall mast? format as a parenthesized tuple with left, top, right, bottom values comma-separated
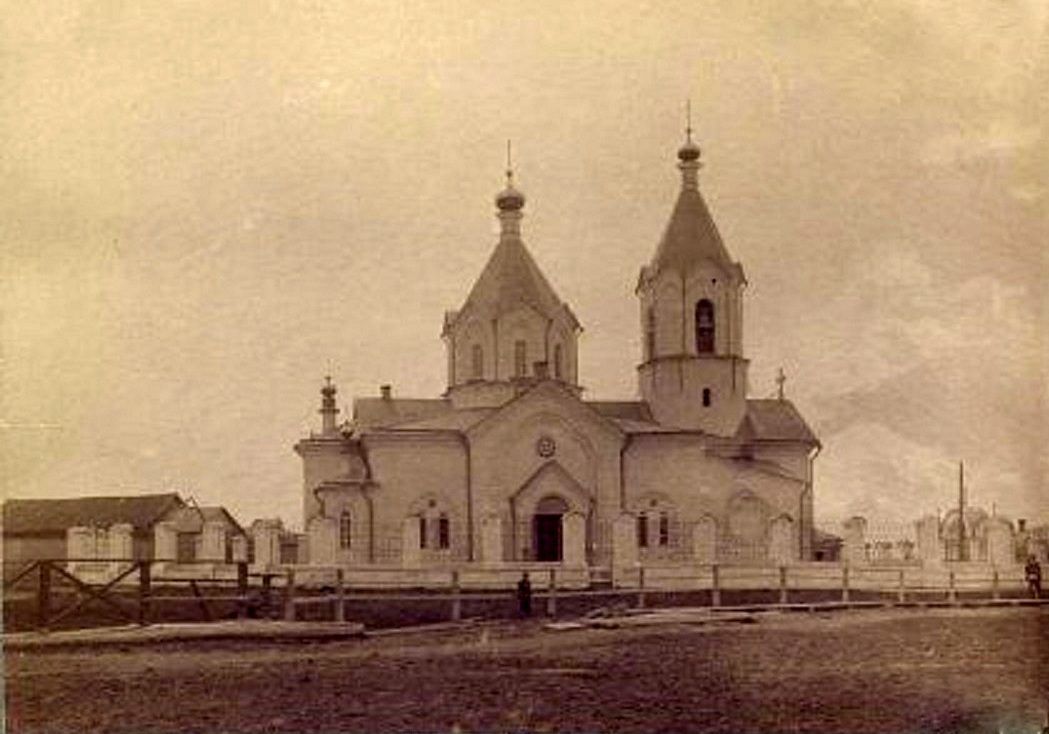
(957, 461, 967, 562)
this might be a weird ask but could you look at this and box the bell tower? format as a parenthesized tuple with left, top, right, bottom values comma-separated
(637, 122, 748, 435)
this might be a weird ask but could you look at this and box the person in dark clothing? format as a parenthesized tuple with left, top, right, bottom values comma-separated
(1025, 556, 1042, 599)
(517, 572, 533, 617)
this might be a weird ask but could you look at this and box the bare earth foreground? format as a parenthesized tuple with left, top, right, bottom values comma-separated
(5, 607, 1048, 733)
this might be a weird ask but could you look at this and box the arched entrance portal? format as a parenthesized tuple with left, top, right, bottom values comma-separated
(533, 496, 569, 562)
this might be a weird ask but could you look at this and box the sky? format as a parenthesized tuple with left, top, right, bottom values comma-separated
(2, 1, 1046, 532)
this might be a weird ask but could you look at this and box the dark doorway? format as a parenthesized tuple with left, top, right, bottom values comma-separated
(534, 514, 563, 562)
(531, 495, 570, 562)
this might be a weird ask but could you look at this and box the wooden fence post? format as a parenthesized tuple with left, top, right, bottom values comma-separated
(992, 568, 1000, 601)
(897, 568, 905, 604)
(711, 563, 721, 607)
(138, 561, 152, 626)
(450, 569, 462, 622)
(335, 568, 346, 623)
(546, 568, 557, 617)
(284, 570, 297, 622)
(779, 566, 788, 605)
(841, 564, 850, 603)
(948, 569, 956, 604)
(37, 561, 52, 632)
(637, 565, 646, 609)
(236, 562, 248, 620)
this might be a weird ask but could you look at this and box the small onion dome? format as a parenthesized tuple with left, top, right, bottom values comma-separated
(677, 139, 701, 162)
(495, 182, 526, 211)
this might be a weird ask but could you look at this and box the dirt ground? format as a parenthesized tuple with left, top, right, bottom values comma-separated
(5, 607, 1048, 733)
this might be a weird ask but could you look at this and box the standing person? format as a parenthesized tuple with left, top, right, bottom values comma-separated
(1024, 555, 1042, 599)
(517, 572, 532, 618)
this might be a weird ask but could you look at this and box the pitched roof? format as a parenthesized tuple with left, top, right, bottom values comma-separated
(352, 397, 453, 430)
(739, 400, 820, 445)
(451, 235, 577, 330)
(587, 401, 654, 422)
(164, 506, 245, 534)
(383, 408, 495, 432)
(651, 183, 742, 279)
(2, 493, 184, 535)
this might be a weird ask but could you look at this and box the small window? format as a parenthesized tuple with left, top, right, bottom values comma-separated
(658, 513, 670, 546)
(702, 388, 711, 407)
(471, 344, 483, 379)
(637, 514, 649, 549)
(339, 511, 352, 549)
(695, 300, 715, 354)
(514, 340, 527, 377)
(438, 515, 450, 550)
(553, 344, 564, 380)
(419, 517, 428, 549)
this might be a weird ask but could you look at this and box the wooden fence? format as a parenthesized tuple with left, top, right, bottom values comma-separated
(3, 558, 283, 632)
(3, 558, 1041, 633)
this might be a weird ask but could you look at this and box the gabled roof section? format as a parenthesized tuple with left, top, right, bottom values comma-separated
(738, 399, 820, 445)
(652, 185, 741, 277)
(2, 493, 185, 535)
(449, 236, 577, 332)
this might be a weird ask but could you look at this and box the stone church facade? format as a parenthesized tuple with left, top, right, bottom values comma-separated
(295, 134, 820, 570)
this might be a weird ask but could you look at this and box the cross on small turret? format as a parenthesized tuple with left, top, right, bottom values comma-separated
(776, 368, 786, 400)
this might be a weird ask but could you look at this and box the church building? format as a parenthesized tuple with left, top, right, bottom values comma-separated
(294, 133, 820, 571)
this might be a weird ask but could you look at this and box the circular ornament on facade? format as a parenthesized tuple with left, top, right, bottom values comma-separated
(536, 435, 557, 458)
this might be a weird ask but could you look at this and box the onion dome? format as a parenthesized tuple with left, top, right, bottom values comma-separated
(677, 139, 701, 162)
(495, 177, 526, 211)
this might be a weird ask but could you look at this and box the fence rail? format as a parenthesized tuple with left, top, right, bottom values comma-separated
(2, 558, 1041, 634)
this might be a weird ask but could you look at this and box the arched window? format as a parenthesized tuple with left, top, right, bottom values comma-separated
(471, 344, 483, 379)
(553, 344, 564, 380)
(633, 495, 678, 553)
(695, 299, 715, 354)
(514, 340, 527, 377)
(438, 514, 450, 549)
(419, 516, 428, 549)
(702, 388, 711, 407)
(339, 511, 352, 549)
(645, 308, 656, 360)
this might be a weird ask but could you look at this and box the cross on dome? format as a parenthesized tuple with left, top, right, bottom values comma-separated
(496, 139, 525, 212)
